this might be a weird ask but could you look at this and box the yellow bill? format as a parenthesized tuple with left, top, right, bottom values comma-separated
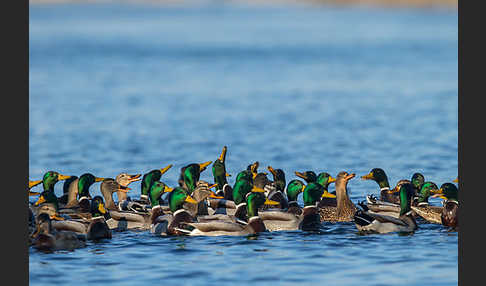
(98, 203, 107, 214)
(160, 164, 173, 175)
(164, 186, 174, 193)
(209, 192, 224, 199)
(208, 184, 218, 189)
(322, 191, 337, 198)
(199, 161, 212, 172)
(129, 174, 142, 183)
(453, 177, 458, 183)
(185, 195, 198, 204)
(50, 214, 65, 221)
(328, 176, 337, 184)
(29, 180, 42, 189)
(268, 166, 277, 177)
(218, 146, 227, 163)
(264, 199, 280, 206)
(361, 172, 374, 180)
(95, 177, 105, 182)
(34, 195, 46, 206)
(295, 171, 307, 180)
(251, 186, 266, 193)
(226, 173, 231, 177)
(58, 174, 72, 181)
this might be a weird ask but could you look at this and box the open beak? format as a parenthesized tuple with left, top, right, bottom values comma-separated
(58, 174, 72, 181)
(268, 166, 277, 177)
(160, 164, 173, 175)
(251, 186, 266, 193)
(199, 161, 212, 172)
(95, 177, 105, 182)
(322, 191, 337, 198)
(34, 195, 46, 206)
(361, 172, 374, 180)
(118, 186, 131, 193)
(295, 171, 307, 180)
(453, 177, 458, 183)
(345, 173, 356, 181)
(98, 203, 107, 214)
(185, 195, 198, 204)
(29, 180, 43, 189)
(128, 174, 142, 183)
(264, 198, 280, 206)
(328, 176, 337, 184)
(218, 146, 227, 163)
(164, 186, 174, 193)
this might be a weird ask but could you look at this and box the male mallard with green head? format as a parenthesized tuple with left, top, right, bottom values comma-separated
(362, 168, 399, 204)
(64, 173, 105, 211)
(409, 182, 443, 224)
(354, 183, 418, 234)
(430, 183, 459, 228)
(138, 165, 172, 204)
(316, 172, 337, 207)
(411, 173, 425, 196)
(212, 146, 233, 199)
(319, 171, 355, 222)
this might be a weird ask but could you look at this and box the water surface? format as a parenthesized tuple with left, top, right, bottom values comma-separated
(29, 2, 458, 285)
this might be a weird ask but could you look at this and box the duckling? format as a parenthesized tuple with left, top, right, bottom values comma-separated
(150, 187, 198, 236)
(31, 213, 86, 252)
(354, 183, 417, 234)
(361, 168, 399, 204)
(178, 191, 275, 236)
(319, 171, 356, 222)
(430, 183, 459, 228)
(212, 146, 233, 199)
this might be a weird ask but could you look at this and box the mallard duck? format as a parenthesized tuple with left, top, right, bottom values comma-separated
(319, 171, 356, 222)
(411, 173, 425, 196)
(361, 168, 399, 204)
(182, 180, 223, 217)
(265, 166, 289, 209)
(30, 171, 72, 203)
(99, 178, 153, 231)
(258, 179, 324, 232)
(212, 146, 233, 199)
(138, 165, 172, 203)
(114, 173, 142, 202)
(85, 196, 112, 240)
(430, 183, 458, 228)
(409, 182, 443, 223)
(150, 186, 198, 236)
(31, 213, 86, 251)
(177, 191, 276, 236)
(33, 190, 67, 221)
(364, 179, 413, 217)
(64, 173, 105, 211)
(316, 172, 337, 207)
(285, 179, 306, 215)
(178, 161, 212, 193)
(354, 183, 418, 234)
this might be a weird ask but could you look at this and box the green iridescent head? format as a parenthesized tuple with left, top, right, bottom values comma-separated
(90, 196, 108, 218)
(431, 183, 458, 202)
(295, 171, 317, 184)
(268, 166, 286, 192)
(78, 173, 105, 199)
(302, 182, 324, 207)
(246, 190, 279, 218)
(149, 181, 173, 207)
(232, 179, 253, 205)
(181, 161, 212, 193)
(286, 179, 305, 202)
(361, 168, 390, 189)
(167, 187, 197, 213)
(387, 182, 414, 216)
(411, 173, 425, 191)
(235, 170, 253, 183)
(34, 190, 59, 210)
(416, 181, 438, 204)
(212, 146, 230, 190)
(42, 171, 72, 192)
(141, 164, 172, 197)
(316, 172, 336, 190)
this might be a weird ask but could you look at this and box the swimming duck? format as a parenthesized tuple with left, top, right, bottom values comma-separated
(212, 146, 233, 199)
(179, 161, 212, 193)
(31, 171, 72, 201)
(138, 165, 172, 204)
(31, 213, 86, 252)
(430, 183, 459, 228)
(316, 172, 337, 207)
(319, 171, 356, 222)
(259, 179, 324, 232)
(114, 173, 142, 202)
(286, 179, 306, 215)
(150, 186, 198, 236)
(33, 190, 67, 221)
(265, 166, 289, 209)
(362, 168, 399, 204)
(64, 173, 105, 211)
(354, 183, 418, 234)
(177, 191, 275, 236)
(411, 173, 425, 196)
(86, 196, 112, 240)
(409, 182, 444, 224)
(364, 179, 412, 217)
(182, 180, 223, 217)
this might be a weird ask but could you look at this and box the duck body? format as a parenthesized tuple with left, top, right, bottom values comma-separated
(354, 183, 417, 234)
(31, 213, 86, 252)
(319, 172, 356, 222)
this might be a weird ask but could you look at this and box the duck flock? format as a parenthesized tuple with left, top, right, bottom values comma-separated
(29, 146, 459, 251)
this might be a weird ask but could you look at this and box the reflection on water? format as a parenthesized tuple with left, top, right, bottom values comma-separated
(29, 2, 457, 286)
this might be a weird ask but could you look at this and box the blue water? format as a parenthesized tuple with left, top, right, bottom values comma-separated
(29, 2, 458, 286)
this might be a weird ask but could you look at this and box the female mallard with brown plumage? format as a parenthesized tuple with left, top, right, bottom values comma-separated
(31, 213, 86, 251)
(319, 171, 356, 222)
(354, 183, 418, 234)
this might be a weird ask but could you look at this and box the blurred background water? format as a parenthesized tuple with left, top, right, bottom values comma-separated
(29, 1, 457, 285)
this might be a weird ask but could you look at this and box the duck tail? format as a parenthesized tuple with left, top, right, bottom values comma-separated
(354, 210, 374, 227)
